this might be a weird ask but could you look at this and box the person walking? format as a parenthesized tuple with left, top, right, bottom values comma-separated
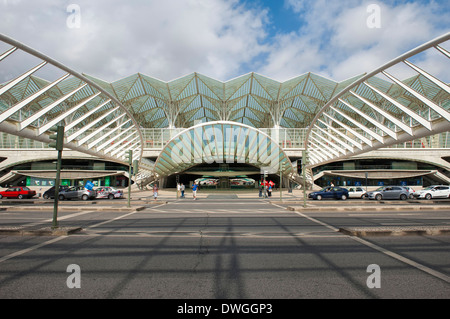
(192, 182, 198, 200)
(180, 183, 185, 198)
(153, 183, 158, 201)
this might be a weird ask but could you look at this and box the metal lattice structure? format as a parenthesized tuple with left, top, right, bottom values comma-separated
(304, 33, 450, 170)
(1, 32, 449, 185)
(0, 34, 154, 177)
(84, 71, 363, 130)
(154, 121, 294, 179)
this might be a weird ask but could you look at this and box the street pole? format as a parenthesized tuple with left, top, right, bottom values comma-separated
(302, 150, 308, 208)
(365, 171, 368, 192)
(280, 162, 283, 202)
(128, 163, 132, 208)
(263, 170, 267, 198)
(49, 125, 64, 229)
(302, 164, 306, 208)
(52, 148, 62, 229)
(126, 150, 133, 208)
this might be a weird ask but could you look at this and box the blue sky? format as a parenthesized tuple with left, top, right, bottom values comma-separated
(0, 0, 449, 83)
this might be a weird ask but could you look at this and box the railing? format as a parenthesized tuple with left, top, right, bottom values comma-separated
(0, 129, 449, 150)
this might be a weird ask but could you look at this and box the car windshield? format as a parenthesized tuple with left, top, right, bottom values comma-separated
(375, 187, 385, 191)
(423, 186, 434, 190)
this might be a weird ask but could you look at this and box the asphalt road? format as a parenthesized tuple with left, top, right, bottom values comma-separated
(0, 197, 449, 299)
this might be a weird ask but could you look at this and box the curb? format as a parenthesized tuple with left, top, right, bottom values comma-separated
(0, 226, 82, 236)
(2, 206, 148, 212)
(339, 226, 450, 237)
(287, 205, 450, 212)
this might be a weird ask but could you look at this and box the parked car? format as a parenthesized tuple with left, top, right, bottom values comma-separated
(308, 186, 349, 200)
(42, 185, 69, 199)
(58, 186, 97, 201)
(0, 186, 36, 199)
(403, 187, 416, 199)
(347, 187, 367, 199)
(366, 186, 410, 200)
(95, 187, 123, 199)
(413, 185, 450, 200)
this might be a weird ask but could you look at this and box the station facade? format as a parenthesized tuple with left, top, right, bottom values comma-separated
(0, 33, 449, 190)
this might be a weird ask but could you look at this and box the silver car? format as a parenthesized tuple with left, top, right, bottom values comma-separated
(58, 186, 97, 201)
(367, 186, 410, 200)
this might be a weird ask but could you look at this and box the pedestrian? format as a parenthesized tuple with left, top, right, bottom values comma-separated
(153, 183, 158, 201)
(177, 182, 181, 198)
(180, 183, 185, 198)
(268, 184, 272, 197)
(192, 182, 198, 200)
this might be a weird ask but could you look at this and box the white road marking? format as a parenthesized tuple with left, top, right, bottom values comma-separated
(272, 203, 450, 284)
(0, 236, 66, 264)
(0, 209, 143, 264)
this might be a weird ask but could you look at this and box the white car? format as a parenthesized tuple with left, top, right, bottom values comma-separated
(414, 185, 450, 200)
(347, 187, 367, 199)
(95, 187, 124, 199)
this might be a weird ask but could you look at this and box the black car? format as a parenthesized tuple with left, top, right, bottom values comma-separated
(42, 185, 69, 199)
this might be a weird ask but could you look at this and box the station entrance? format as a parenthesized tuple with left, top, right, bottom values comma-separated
(153, 122, 296, 189)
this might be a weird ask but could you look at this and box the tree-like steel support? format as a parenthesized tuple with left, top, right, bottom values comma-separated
(0, 33, 154, 180)
(303, 33, 450, 179)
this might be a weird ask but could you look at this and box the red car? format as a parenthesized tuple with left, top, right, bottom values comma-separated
(0, 186, 36, 199)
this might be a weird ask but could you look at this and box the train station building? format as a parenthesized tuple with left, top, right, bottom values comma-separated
(0, 33, 449, 190)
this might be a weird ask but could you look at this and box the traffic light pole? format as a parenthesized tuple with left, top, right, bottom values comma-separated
(128, 164, 132, 208)
(126, 150, 133, 208)
(302, 150, 308, 208)
(50, 125, 64, 229)
(302, 162, 306, 208)
(52, 148, 62, 229)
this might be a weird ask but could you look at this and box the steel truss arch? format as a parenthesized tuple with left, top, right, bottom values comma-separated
(0, 33, 153, 175)
(304, 32, 450, 170)
(154, 121, 295, 180)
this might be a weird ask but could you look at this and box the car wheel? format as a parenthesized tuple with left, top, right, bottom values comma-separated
(316, 195, 322, 200)
(400, 194, 407, 200)
(43, 194, 49, 199)
(361, 194, 368, 199)
(108, 194, 114, 200)
(425, 193, 432, 200)
(82, 194, 89, 201)
(375, 194, 382, 201)
(58, 195, 65, 200)
(0, 194, 2, 199)
(341, 194, 347, 200)
(18, 194, 24, 199)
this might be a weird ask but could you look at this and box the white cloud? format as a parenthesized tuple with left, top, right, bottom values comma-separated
(0, 0, 270, 82)
(262, 0, 449, 82)
(0, 0, 448, 85)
